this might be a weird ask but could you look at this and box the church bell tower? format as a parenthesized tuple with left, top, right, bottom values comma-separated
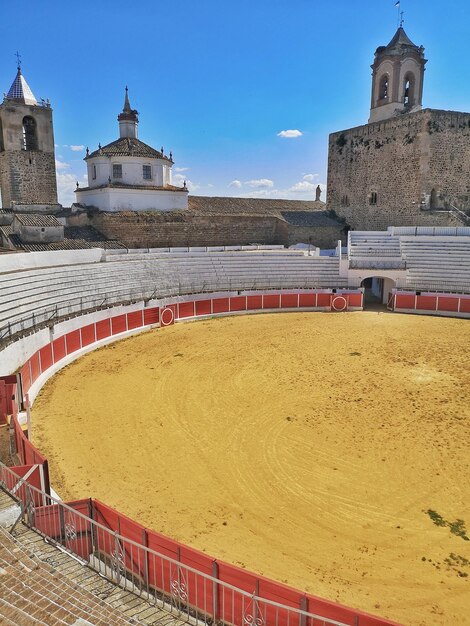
(0, 61, 60, 210)
(369, 26, 427, 123)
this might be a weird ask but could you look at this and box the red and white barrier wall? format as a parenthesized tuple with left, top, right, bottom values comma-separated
(389, 290, 470, 317)
(11, 289, 362, 407)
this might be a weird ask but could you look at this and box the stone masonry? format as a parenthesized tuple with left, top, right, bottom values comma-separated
(0, 150, 58, 207)
(327, 108, 470, 230)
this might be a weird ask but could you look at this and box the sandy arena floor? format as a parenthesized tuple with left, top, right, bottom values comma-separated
(32, 312, 470, 626)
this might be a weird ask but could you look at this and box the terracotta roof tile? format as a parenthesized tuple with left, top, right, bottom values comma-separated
(86, 137, 172, 161)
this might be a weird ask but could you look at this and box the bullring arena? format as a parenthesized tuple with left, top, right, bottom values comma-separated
(0, 227, 470, 626)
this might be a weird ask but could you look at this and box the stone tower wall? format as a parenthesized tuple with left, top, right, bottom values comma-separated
(0, 102, 58, 207)
(0, 151, 58, 207)
(327, 108, 470, 230)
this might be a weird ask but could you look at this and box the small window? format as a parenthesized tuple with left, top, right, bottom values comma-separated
(143, 165, 152, 180)
(92, 164, 97, 180)
(341, 194, 349, 207)
(22, 116, 38, 151)
(113, 163, 122, 179)
(379, 75, 389, 101)
(369, 192, 378, 205)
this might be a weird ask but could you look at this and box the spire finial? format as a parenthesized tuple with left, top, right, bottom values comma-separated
(123, 86, 131, 112)
(15, 51, 21, 71)
(400, 10, 405, 27)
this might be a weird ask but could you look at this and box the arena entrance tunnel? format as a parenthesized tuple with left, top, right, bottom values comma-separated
(361, 276, 396, 307)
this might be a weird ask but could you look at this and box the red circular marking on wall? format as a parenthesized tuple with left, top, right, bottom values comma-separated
(161, 307, 175, 326)
(331, 296, 348, 312)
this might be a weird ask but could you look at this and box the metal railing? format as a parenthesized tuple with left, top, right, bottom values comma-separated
(0, 462, 348, 626)
(0, 280, 350, 348)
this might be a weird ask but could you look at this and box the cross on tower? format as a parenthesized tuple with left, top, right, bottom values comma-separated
(15, 51, 21, 70)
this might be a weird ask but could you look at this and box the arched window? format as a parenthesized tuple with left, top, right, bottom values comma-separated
(22, 116, 38, 151)
(403, 73, 415, 106)
(92, 164, 97, 180)
(379, 75, 389, 101)
(369, 192, 378, 206)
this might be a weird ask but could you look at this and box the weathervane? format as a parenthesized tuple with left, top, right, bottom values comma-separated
(15, 51, 21, 70)
(395, 1, 405, 28)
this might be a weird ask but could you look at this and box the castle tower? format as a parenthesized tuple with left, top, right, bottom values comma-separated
(369, 26, 426, 123)
(0, 64, 60, 210)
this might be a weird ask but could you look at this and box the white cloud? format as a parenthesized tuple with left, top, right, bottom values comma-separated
(289, 181, 316, 193)
(56, 172, 87, 206)
(207, 183, 215, 188)
(55, 159, 70, 171)
(245, 178, 274, 189)
(173, 173, 200, 192)
(69, 144, 85, 152)
(174, 167, 189, 172)
(277, 129, 303, 138)
(229, 179, 242, 189)
(302, 173, 319, 182)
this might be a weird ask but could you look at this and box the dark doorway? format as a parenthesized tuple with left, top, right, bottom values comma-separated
(361, 277, 386, 310)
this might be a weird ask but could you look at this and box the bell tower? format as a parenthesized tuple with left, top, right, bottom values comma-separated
(0, 62, 60, 210)
(369, 26, 426, 123)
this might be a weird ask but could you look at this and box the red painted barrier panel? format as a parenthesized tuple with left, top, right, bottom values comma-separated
(143, 307, 159, 325)
(280, 293, 298, 309)
(160, 304, 177, 326)
(257, 576, 303, 626)
(316, 293, 331, 308)
(127, 310, 144, 330)
(111, 314, 127, 335)
(39, 344, 53, 372)
(179, 544, 215, 613)
(230, 296, 247, 312)
(459, 298, 470, 313)
(52, 335, 66, 363)
(195, 299, 212, 316)
(65, 330, 81, 354)
(394, 294, 415, 310)
(217, 561, 259, 624)
(437, 296, 459, 312)
(20, 362, 31, 394)
(5, 464, 44, 507)
(247, 295, 263, 310)
(263, 294, 280, 309)
(80, 324, 96, 347)
(30, 352, 41, 384)
(96, 318, 111, 340)
(416, 295, 437, 311)
(348, 293, 362, 308)
(212, 298, 230, 314)
(299, 293, 317, 308)
(178, 301, 195, 319)
(0, 381, 17, 423)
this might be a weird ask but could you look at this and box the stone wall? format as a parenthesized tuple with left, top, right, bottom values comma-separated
(327, 108, 470, 230)
(89, 211, 284, 248)
(65, 210, 344, 249)
(0, 151, 58, 207)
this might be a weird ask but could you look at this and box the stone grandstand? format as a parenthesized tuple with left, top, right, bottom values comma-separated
(1, 228, 470, 344)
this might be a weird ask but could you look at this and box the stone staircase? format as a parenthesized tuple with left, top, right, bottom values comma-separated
(0, 488, 188, 625)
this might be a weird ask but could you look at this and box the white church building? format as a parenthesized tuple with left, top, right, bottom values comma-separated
(75, 89, 188, 212)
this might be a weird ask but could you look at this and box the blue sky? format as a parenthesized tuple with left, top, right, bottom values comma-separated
(1, 0, 469, 206)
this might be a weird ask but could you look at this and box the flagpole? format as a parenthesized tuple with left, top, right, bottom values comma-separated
(396, 1, 401, 28)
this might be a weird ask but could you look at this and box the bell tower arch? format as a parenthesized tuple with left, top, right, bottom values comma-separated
(0, 63, 60, 210)
(369, 27, 426, 123)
